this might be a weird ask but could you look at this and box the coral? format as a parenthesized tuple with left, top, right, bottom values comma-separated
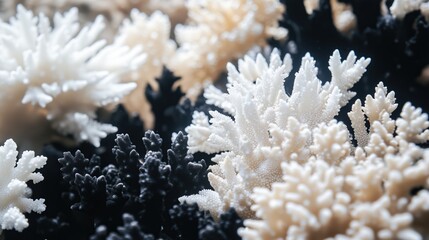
(91, 213, 155, 240)
(55, 131, 209, 238)
(275, 0, 429, 113)
(176, 44, 429, 240)
(169, 203, 243, 240)
(2, 1, 429, 239)
(0, 5, 145, 149)
(239, 86, 429, 238)
(239, 150, 429, 239)
(168, 0, 287, 95)
(115, 10, 176, 127)
(0, 139, 47, 233)
(390, 0, 429, 19)
(180, 49, 370, 217)
(146, 67, 183, 144)
(0, 0, 187, 40)
(304, 0, 357, 34)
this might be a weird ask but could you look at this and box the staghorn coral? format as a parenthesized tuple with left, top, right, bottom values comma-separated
(239, 84, 429, 239)
(180, 49, 370, 218)
(0, 5, 145, 149)
(168, 0, 288, 96)
(0, 139, 47, 234)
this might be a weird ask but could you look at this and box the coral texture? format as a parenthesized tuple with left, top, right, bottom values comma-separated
(181, 49, 371, 217)
(239, 84, 429, 239)
(304, 0, 357, 33)
(275, 0, 429, 113)
(169, 0, 288, 95)
(54, 131, 212, 238)
(0, 139, 47, 234)
(2, 0, 429, 239)
(182, 46, 429, 240)
(0, 5, 144, 149)
(115, 10, 176, 127)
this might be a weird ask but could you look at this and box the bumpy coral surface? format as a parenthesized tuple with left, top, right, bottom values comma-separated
(0, 139, 47, 234)
(239, 85, 429, 238)
(1, 1, 429, 239)
(115, 9, 176, 127)
(182, 48, 429, 239)
(181, 49, 370, 217)
(169, 0, 288, 95)
(0, 5, 145, 149)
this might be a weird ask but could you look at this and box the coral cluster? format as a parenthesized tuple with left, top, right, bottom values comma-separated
(115, 9, 176, 126)
(0, 5, 144, 149)
(1, 0, 429, 239)
(181, 49, 429, 238)
(169, 0, 288, 95)
(181, 49, 370, 217)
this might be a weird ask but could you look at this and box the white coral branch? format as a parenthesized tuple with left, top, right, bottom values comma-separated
(184, 49, 370, 217)
(0, 139, 47, 233)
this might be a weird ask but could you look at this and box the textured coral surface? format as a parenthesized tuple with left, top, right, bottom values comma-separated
(1, 1, 429, 240)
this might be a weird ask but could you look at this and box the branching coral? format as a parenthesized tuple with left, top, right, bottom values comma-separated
(180, 49, 370, 218)
(304, 0, 357, 33)
(0, 139, 47, 234)
(57, 131, 210, 238)
(115, 10, 176, 127)
(0, 5, 145, 149)
(1, 1, 429, 239)
(180, 45, 429, 239)
(239, 84, 429, 239)
(168, 0, 288, 95)
(276, 0, 429, 113)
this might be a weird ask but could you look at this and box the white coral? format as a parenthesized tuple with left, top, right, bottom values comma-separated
(180, 49, 370, 217)
(114, 9, 177, 128)
(0, 5, 145, 149)
(0, 139, 47, 234)
(168, 0, 288, 95)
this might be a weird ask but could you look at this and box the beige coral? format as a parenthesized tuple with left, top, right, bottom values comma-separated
(168, 0, 287, 96)
(114, 9, 176, 128)
(239, 84, 429, 240)
(304, 0, 356, 34)
(240, 146, 429, 240)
